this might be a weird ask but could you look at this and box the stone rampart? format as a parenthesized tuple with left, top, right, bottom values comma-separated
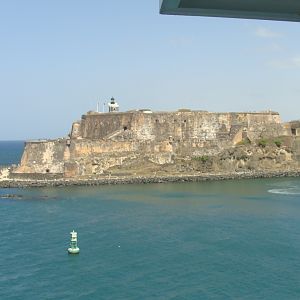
(11, 109, 298, 179)
(73, 111, 285, 143)
(14, 139, 66, 174)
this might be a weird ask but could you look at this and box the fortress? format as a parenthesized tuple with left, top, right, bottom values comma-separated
(10, 98, 300, 181)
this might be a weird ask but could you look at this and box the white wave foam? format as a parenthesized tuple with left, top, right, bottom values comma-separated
(268, 188, 300, 195)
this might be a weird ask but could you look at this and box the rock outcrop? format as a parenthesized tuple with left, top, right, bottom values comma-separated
(7, 109, 300, 181)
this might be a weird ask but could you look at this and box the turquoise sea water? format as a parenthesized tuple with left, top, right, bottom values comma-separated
(1, 142, 300, 299)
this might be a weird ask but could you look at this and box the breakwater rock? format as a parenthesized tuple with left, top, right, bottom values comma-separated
(1, 170, 300, 188)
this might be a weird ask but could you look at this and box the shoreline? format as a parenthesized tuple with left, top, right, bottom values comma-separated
(1, 170, 300, 188)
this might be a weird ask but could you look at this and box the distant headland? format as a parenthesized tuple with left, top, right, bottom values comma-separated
(1, 98, 300, 187)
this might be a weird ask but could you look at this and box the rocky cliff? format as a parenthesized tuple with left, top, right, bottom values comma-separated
(8, 109, 300, 180)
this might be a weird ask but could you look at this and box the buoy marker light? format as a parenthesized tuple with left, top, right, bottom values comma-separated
(67, 230, 80, 254)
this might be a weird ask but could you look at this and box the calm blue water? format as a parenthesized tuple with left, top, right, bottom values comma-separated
(1, 142, 300, 299)
(0, 141, 24, 165)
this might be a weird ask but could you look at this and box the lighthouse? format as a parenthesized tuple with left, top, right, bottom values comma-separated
(68, 230, 80, 254)
(108, 97, 119, 112)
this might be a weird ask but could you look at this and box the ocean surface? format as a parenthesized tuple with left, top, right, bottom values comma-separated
(1, 141, 300, 299)
(0, 141, 24, 165)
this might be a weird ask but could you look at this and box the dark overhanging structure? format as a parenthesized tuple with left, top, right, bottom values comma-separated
(160, 0, 300, 22)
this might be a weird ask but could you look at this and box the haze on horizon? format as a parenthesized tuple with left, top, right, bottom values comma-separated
(0, 0, 300, 140)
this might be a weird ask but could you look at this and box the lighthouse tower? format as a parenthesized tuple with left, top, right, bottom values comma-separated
(108, 97, 119, 112)
(68, 230, 80, 254)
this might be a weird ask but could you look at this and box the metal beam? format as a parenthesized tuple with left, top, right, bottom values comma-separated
(160, 0, 300, 22)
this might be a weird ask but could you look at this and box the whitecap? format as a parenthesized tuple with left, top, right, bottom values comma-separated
(268, 188, 300, 195)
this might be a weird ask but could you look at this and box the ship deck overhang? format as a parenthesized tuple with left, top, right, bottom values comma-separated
(160, 0, 300, 22)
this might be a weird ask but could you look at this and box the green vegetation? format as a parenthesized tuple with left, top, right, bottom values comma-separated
(236, 138, 251, 146)
(256, 137, 285, 148)
(273, 139, 282, 147)
(193, 155, 209, 162)
(258, 139, 267, 148)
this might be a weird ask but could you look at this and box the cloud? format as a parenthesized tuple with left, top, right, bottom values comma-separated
(268, 43, 283, 52)
(268, 56, 300, 69)
(255, 26, 282, 38)
(256, 42, 283, 53)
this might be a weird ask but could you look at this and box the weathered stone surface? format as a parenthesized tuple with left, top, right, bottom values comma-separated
(14, 139, 66, 174)
(5, 109, 300, 185)
(74, 111, 285, 142)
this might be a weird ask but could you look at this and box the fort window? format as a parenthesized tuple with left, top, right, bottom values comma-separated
(292, 128, 296, 135)
(183, 120, 187, 123)
(123, 126, 128, 131)
(46, 169, 50, 173)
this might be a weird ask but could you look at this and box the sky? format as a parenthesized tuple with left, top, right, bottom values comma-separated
(0, 0, 300, 140)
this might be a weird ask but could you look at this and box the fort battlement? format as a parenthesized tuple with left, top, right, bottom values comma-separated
(71, 110, 284, 142)
(12, 108, 300, 179)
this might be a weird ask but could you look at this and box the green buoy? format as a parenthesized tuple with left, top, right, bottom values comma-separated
(68, 230, 80, 254)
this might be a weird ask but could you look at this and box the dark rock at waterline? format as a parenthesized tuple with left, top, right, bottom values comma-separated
(1, 170, 300, 188)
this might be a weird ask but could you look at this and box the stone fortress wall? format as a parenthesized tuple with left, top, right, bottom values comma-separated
(73, 110, 285, 142)
(13, 108, 300, 178)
